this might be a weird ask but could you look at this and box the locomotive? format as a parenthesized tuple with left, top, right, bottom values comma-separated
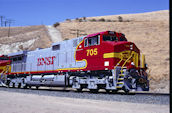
(0, 31, 149, 93)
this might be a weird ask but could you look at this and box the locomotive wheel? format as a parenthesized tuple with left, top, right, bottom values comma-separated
(36, 86, 39, 89)
(76, 88, 83, 92)
(112, 90, 118, 94)
(124, 88, 129, 94)
(18, 83, 21, 88)
(23, 85, 28, 89)
(12, 83, 15, 88)
(6, 81, 10, 88)
(90, 89, 99, 93)
(105, 89, 111, 93)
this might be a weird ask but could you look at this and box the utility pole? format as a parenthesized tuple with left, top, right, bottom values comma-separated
(0, 16, 5, 27)
(70, 29, 87, 37)
(4, 20, 8, 27)
(7, 19, 14, 37)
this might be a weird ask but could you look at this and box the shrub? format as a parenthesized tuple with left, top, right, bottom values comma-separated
(53, 22, 60, 27)
(78, 19, 83, 22)
(64, 38, 69, 40)
(75, 18, 82, 22)
(118, 16, 123, 22)
(89, 18, 97, 22)
(75, 18, 79, 20)
(106, 19, 112, 22)
(98, 18, 105, 22)
(125, 19, 130, 22)
(83, 17, 86, 21)
(112, 20, 117, 22)
(66, 19, 71, 22)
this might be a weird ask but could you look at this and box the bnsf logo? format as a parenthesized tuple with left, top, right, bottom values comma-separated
(37, 56, 56, 66)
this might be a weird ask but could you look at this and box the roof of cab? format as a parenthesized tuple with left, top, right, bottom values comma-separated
(8, 50, 28, 57)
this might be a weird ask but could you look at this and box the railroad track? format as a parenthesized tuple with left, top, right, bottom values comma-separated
(0, 86, 169, 105)
(0, 86, 169, 96)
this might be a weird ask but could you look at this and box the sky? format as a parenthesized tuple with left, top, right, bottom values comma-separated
(0, 0, 169, 26)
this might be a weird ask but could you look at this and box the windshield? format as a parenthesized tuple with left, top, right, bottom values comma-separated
(103, 35, 127, 42)
(119, 37, 127, 41)
(119, 34, 127, 41)
(103, 35, 118, 41)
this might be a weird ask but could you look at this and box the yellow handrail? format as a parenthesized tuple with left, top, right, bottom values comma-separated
(114, 51, 134, 74)
(0, 65, 9, 80)
(114, 53, 123, 71)
(121, 52, 134, 74)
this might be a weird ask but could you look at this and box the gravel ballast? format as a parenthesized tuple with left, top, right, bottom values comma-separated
(0, 87, 169, 105)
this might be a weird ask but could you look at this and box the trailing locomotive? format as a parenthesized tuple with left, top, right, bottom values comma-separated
(0, 31, 149, 93)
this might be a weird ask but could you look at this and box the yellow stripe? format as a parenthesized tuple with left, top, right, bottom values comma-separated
(103, 52, 121, 59)
(103, 50, 139, 68)
(141, 54, 145, 68)
(56, 59, 87, 71)
(0, 66, 5, 70)
(103, 50, 132, 59)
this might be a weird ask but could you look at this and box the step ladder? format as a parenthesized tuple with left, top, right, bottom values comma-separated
(114, 51, 134, 89)
(116, 68, 126, 89)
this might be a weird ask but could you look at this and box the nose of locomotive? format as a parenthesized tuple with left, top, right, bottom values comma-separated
(113, 41, 140, 67)
(113, 41, 139, 53)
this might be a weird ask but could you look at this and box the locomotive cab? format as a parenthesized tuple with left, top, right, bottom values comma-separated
(76, 31, 140, 70)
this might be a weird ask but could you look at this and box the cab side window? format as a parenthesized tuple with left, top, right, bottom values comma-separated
(88, 36, 99, 46)
(84, 35, 99, 47)
(84, 38, 88, 47)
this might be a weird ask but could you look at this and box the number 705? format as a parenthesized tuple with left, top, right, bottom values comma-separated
(86, 48, 98, 56)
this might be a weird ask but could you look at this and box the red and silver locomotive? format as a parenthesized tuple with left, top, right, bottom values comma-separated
(0, 31, 149, 93)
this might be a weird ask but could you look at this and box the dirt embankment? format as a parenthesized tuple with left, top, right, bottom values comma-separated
(0, 25, 52, 54)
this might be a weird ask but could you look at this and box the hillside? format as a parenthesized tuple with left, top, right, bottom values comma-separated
(0, 10, 169, 93)
(57, 10, 169, 93)
(0, 25, 52, 54)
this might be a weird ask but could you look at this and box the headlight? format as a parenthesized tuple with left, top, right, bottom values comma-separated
(130, 44, 133, 50)
(104, 61, 109, 66)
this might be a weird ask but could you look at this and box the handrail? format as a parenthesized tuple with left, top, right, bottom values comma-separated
(114, 51, 134, 74)
(120, 51, 134, 73)
(0, 65, 9, 80)
(114, 53, 123, 71)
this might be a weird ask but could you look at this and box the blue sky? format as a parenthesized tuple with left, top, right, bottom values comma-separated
(0, 0, 169, 26)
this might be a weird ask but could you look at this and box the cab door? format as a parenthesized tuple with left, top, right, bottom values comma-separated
(83, 35, 102, 70)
